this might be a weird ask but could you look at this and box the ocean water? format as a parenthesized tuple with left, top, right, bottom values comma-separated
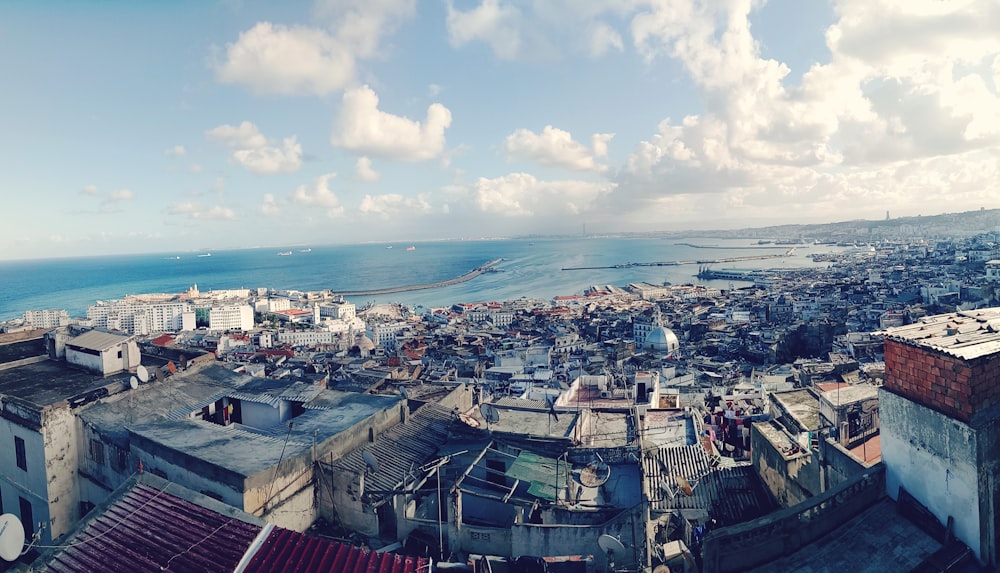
(0, 237, 841, 321)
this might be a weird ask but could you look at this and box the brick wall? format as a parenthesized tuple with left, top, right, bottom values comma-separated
(884, 339, 1000, 423)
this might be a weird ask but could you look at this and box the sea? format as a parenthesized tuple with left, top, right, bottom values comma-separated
(0, 237, 847, 322)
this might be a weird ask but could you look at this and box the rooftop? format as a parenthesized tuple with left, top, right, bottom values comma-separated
(0, 357, 127, 409)
(819, 383, 879, 407)
(881, 307, 1000, 360)
(771, 389, 821, 431)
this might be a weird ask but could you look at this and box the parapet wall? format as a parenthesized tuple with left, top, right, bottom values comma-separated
(701, 465, 885, 573)
(883, 339, 1000, 424)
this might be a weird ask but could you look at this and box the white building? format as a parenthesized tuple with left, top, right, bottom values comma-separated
(208, 304, 254, 332)
(366, 322, 408, 349)
(87, 298, 195, 334)
(317, 300, 356, 321)
(986, 260, 1000, 282)
(23, 309, 71, 329)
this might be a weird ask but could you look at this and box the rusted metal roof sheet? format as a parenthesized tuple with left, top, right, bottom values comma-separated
(243, 527, 429, 573)
(43, 483, 261, 573)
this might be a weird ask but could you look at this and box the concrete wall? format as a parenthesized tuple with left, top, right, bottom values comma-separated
(0, 413, 49, 543)
(751, 422, 820, 508)
(976, 414, 999, 566)
(510, 508, 641, 572)
(129, 439, 245, 508)
(702, 467, 885, 573)
(820, 437, 877, 491)
(41, 405, 80, 542)
(241, 401, 283, 429)
(244, 454, 316, 531)
(880, 389, 982, 560)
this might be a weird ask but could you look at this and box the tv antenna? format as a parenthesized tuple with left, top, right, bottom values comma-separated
(137, 365, 150, 383)
(0, 513, 26, 562)
(597, 534, 627, 571)
(479, 403, 500, 430)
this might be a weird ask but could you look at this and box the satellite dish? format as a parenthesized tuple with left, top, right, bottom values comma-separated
(578, 459, 612, 487)
(479, 403, 500, 424)
(362, 450, 379, 474)
(598, 534, 626, 559)
(137, 365, 150, 383)
(129, 376, 139, 390)
(0, 513, 26, 562)
(399, 386, 409, 399)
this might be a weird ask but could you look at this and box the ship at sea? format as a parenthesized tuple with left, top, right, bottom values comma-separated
(277, 251, 292, 256)
(406, 246, 416, 251)
(197, 253, 211, 257)
(299, 248, 312, 253)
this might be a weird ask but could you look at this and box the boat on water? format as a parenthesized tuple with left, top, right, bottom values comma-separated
(386, 245, 393, 249)
(299, 248, 312, 253)
(406, 246, 416, 251)
(198, 253, 212, 257)
(277, 251, 292, 256)
(165, 256, 180, 260)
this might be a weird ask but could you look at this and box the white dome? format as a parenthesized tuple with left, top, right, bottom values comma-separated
(644, 326, 679, 353)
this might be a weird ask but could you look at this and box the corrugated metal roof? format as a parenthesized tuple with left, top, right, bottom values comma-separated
(67, 330, 132, 351)
(43, 483, 261, 573)
(243, 527, 429, 573)
(645, 445, 775, 526)
(326, 403, 465, 504)
(881, 307, 1000, 360)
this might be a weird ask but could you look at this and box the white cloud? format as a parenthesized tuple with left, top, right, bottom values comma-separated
(609, 0, 1000, 223)
(355, 157, 380, 182)
(81, 184, 99, 196)
(107, 189, 134, 202)
(260, 193, 281, 216)
(291, 173, 344, 217)
(446, 0, 523, 60)
(207, 121, 303, 174)
(215, 1, 415, 96)
(472, 173, 615, 216)
(214, 23, 354, 96)
(165, 145, 186, 157)
(189, 163, 203, 174)
(166, 202, 237, 220)
(331, 85, 452, 161)
(358, 193, 432, 218)
(445, 0, 634, 60)
(503, 125, 614, 172)
(206, 121, 268, 149)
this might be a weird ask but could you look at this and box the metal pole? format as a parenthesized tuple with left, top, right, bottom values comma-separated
(437, 467, 444, 560)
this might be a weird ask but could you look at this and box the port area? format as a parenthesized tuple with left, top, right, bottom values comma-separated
(561, 249, 794, 271)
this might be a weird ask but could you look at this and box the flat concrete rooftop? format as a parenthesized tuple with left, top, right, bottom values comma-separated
(0, 357, 126, 408)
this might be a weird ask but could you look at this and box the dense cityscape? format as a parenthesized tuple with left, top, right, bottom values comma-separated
(2, 214, 1000, 572)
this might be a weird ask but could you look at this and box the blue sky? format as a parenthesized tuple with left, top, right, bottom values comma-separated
(2, 0, 999, 260)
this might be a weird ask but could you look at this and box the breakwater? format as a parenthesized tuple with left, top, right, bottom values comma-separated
(333, 258, 503, 296)
(562, 250, 794, 271)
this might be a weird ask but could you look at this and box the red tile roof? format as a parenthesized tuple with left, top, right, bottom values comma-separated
(45, 483, 261, 573)
(244, 527, 429, 573)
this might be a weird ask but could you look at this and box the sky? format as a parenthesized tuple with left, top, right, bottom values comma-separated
(1, 0, 999, 260)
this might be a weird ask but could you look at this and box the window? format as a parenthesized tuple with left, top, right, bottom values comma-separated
(89, 439, 105, 465)
(15, 436, 26, 471)
(110, 446, 127, 472)
(19, 497, 33, 538)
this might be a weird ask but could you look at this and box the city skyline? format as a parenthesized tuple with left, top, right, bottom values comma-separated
(2, 0, 999, 260)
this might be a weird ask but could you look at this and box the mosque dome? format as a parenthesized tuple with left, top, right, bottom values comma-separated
(355, 334, 376, 352)
(644, 326, 680, 354)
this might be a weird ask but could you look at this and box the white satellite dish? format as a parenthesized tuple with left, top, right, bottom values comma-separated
(479, 403, 500, 424)
(137, 365, 150, 383)
(362, 450, 379, 474)
(0, 513, 25, 562)
(598, 534, 627, 560)
(129, 376, 139, 390)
